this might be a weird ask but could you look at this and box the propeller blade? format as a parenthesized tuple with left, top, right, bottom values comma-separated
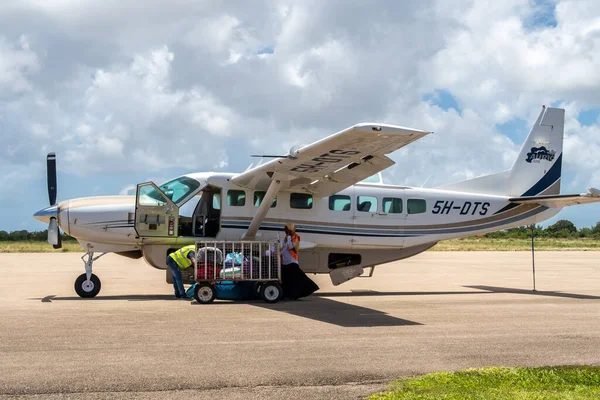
(47, 152, 57, 206)
(48, 217, 59, 246)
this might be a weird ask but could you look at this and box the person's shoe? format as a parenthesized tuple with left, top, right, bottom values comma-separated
(174, 294, 181, 299)
(180, 295, 192, 300)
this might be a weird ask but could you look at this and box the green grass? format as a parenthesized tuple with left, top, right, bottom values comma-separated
(0, 241, 82, 253)
(369, 366, 600, 400)
(430, 238, 600, 251)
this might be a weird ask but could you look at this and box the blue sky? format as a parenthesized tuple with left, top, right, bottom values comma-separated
(2, 0, 600, 233)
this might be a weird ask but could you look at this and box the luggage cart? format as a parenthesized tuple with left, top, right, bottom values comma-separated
(193, 240, 282, 304)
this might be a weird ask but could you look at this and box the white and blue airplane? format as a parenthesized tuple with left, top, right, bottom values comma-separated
(34, 106, 600, 297)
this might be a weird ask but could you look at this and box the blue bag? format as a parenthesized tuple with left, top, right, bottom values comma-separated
(224, 252, 244, 267)
(185, 283, 197, 298)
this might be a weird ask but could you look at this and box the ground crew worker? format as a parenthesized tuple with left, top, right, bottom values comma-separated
(279, 223, 319, 300)
(166, 244, 195, 299)
(281, 223, 300, 265)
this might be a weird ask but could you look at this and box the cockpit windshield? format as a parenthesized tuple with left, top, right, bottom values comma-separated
(152, 176, 202, 204)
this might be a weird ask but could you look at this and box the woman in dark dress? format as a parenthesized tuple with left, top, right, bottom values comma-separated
(280, 223, 319, 299)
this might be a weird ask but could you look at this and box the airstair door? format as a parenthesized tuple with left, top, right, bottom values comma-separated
(352, 194, 405, 248)
(135, 182, 179, 237)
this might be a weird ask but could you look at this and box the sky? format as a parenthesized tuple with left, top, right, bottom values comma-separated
(1, 0, 600, 232)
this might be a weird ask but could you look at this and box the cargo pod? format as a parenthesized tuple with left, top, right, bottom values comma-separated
(135, 182, 180, 237)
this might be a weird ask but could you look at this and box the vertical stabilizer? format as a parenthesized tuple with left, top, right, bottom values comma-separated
(437, 106, 564, 197)
(507, 107, 564, 196)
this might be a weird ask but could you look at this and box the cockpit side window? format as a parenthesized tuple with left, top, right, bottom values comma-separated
(157, 177, 201, 204)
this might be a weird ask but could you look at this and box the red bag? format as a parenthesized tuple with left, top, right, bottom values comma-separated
(196, 262, 222, 280)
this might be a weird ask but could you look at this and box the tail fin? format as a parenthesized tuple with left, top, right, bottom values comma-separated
(438, 106, 564, 197)
(507, 107, 563, 196)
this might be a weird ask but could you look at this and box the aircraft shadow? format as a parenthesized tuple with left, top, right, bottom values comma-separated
(314, 289, 491, 297)
(38, 294, 183, 302)
(465, 285, 600, 300)
(246, 297, 422, 328)
(38, 294, 421, 327)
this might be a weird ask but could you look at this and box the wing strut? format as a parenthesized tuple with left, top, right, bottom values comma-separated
(241, 178, 282, 240)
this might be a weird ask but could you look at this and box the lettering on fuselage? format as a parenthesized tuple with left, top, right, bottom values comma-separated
(290, 149, 361, 173)
(432, 200, 490, 216)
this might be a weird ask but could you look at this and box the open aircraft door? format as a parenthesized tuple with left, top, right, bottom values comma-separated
(135, 182, 179, 237)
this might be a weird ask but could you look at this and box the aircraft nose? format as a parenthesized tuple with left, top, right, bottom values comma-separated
(33, 205, 58, 224)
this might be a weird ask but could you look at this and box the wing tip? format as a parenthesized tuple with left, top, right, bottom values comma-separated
(353, 122, 431, 135)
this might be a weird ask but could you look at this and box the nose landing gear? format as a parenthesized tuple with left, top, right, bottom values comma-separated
(75, 252, 107, 298)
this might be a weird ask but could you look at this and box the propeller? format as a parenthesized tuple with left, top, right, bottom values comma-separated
(46, 153, 62, 249)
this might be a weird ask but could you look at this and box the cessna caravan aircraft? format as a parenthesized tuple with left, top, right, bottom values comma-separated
(34, 106, 600, 298)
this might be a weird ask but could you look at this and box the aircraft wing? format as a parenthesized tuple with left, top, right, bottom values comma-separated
(231, 123, 431, 197)
(509, 188, 600, 208)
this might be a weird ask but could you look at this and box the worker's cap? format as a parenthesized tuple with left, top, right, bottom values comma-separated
(285, 223, 296, 232)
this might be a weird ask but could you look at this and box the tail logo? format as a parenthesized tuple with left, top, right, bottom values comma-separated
(526, 146, 555, 163)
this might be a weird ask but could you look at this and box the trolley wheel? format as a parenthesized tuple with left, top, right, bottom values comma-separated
(260, 282, 282, 304)
(74, 273, 101, 298)
(194, 282, 216, 304)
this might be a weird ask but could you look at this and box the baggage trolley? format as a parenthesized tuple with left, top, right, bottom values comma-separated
(193, 240, 281, 304)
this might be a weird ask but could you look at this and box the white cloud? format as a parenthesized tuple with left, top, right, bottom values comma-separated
(0, 35, 39, 94)
(2, 0, 600, 230)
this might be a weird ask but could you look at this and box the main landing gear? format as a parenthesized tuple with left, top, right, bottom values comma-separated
(74, 252, 107, 298)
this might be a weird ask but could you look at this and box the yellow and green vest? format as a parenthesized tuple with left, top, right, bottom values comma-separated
(169, 245, 195, 270)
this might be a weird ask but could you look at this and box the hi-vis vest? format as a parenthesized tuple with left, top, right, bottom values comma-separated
(169, 245, 195, 270)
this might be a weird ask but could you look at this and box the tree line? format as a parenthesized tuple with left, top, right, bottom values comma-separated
(2, 220, 600, 241)
(0, 230, 77, 242)
(484, 220, 600, 239)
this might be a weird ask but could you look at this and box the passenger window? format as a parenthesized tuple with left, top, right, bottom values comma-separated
(254, 191, 277, 207)
(329, 195, 351, 211)
(290, 193, 313, 209)
(383, 197, 403, 213)
(212, 193, 221, 210)
(357, 196, 377, 212)
(227, 190, 246, 207)
(407, 199, 426, 214)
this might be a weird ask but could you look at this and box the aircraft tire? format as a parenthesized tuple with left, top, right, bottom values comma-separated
(194, 282, 216, 304)
(260, 282, 282, 304)
(74, 273, 101, 298)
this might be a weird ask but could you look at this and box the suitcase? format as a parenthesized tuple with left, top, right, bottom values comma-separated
(196, 262, 222, 280)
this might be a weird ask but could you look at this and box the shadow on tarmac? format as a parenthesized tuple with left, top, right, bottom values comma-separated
(37, 294, 422, 328)
(315, 289, 491, 297)
(248, 296, 422, 327)
(465, 285, 600, 300)
(36, 285, 598, 327)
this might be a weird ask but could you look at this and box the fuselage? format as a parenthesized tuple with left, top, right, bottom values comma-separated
(33, 172, 560, 262)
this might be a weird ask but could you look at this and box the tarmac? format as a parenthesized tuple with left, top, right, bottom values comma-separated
(0, 251, 599, 399)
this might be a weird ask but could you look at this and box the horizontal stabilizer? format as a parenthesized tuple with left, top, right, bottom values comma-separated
(509, 188, 600, 208)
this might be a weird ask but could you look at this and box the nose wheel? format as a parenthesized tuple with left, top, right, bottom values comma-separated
(75, 273, 101, 298)
(75, 252, 107, 298)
